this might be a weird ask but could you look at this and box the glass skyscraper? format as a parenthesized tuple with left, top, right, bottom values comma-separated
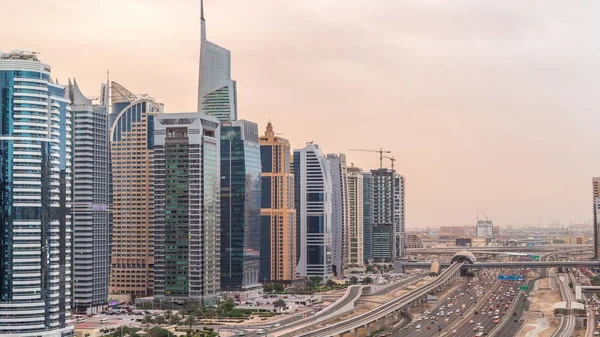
(153, 113, 221, 305)
(362, 172, 374, 262)
(197, 1, 237, 122)
(220, 120, 262, 292)
(0, 51, 74, 336)
(70, 80, 110, 314)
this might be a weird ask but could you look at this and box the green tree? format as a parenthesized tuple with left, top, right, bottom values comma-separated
(143, 315, 154, 324)
(219, 298, 236, 312)
(148, 326, 175, 337)
(273, 283, 284, 292)
(184, 314, 197, 330)
(350, 276, 358, 284)
(155, 315, 166, 325)
(263, 283, 274, 293)
(309, 276, 323, 285)
(169, 313, 181, 325)
(164, 309, 173, 320)
(273, 299, 286, 309)
(364, 277, 373, 284)
(326, 279, 337, 288)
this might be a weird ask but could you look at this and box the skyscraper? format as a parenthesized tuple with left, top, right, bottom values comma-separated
(347, 166, 364, 267)
(371, 168, 405, 259)
(593, 177, 600, 259)
(153, 113, 221, 305)
(0, 50, 73, 336)
(197, 1, 237, 122)
(259, 122, 297, 283)
(363, 172, 374, 262)
(326, 153, 349, 276)
(220, 120, 262, 292)
(109, 82, 162, 299)
(70, 79, 110, 314)
(294, 143, 333, 280)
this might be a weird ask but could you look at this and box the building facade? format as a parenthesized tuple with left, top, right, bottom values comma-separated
(346, 166, 364, 266)
(197, 2, 237, 122)
(594, 177, 600, 259)
(372, 225, 394, 261)
(362, 172, 374, 262)
(439, 226, 466, 236)
(294, 143, 333, 280)
(70, 80, 110, 314)
(259, 123, 296, 282)
(153, 113, 221, 304)
(476, 220, 494, 238)
(109, 82, 162, 298)
(326, 153, 349, 276)
(0, 51, 74, 336)
(220, 120, 262, 292)
(371, 169, 405, 259)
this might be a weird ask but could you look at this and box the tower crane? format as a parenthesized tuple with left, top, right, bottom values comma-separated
(384, 155, 396, 172)
(347, 148, 391, 169)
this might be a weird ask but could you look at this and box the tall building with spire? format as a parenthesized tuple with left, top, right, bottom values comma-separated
(259, 122, 297, 283)
(197, 0, 237, 122)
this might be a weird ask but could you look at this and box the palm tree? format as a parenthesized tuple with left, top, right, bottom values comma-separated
(169, 313, 181, 325)
(164, 309, 173, 320)
(143, 314, 154, 324)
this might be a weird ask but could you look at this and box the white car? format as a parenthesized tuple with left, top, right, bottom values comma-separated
(416, 324, 422, 329)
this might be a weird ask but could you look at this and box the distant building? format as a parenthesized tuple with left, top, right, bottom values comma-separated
(294, 143, 333, 279)
(153, 113, 221, 305)
(476, 220, 494, 238)
(456, 238, 472, 247)
(440, 226, 466, 236)
(259, 122, 297, 283)
(405, 234, 424, 249)
(327, 153, 349, 276)
(594, 177, 600, 259)
(371, 168, 405, 259)
(363, 172, 374, 262)
(347, 166, 364, 266)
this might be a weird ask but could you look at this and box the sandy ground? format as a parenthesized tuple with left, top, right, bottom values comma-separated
(517, 276, 562, 337)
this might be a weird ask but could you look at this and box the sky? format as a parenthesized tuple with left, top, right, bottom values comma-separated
(3, 0, 600, 228)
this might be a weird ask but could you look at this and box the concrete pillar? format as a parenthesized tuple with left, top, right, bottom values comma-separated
(354, 328, 359, 337)
(386, 314, 390, 326)
(366, 323, 372, 337)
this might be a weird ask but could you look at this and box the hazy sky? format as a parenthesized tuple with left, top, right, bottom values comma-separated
(4, 0, 600, 228)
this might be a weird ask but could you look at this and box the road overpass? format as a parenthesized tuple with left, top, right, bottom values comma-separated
(398, 260, 600, 270)
(293, 263, 464, 337)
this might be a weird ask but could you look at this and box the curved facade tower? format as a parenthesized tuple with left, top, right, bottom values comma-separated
(0, 51, 74, 336)
(197, 0, 237, 122)
(109, 82, 163, 298)
(293, 143, 333, 280)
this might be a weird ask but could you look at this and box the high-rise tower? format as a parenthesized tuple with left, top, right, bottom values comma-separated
(347, 166, 364, 267)
(153, 113, 221, 305)
(109, 82, 162, 299)
(294, 143, 333, 280)
(259, 123, 297, 283)
(0, 50, 74, 336)
(593, 177, 600, 259)
(219, 120, 262, 292)
(197, 0, 237, 122)
(70, 80, 110, 314)
(326, 153, 349, 276)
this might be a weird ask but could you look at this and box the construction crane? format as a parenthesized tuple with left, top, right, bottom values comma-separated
(478, 209, 489, 221)
(384, 155, 396, 172)
(348, 148, 391, 169)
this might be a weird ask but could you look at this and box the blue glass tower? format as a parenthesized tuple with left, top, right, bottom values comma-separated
(0, 51, 74, 336)
(220, 120, 262, 291)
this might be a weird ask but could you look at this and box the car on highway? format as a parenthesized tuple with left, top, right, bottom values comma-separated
(415, 324, 421, 329)
(256, 329, 266, 335)
(237, 332, 245, 336)
(469, 320, 474, 324)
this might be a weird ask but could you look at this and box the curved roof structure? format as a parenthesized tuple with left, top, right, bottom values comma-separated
(430, 260, 441, 276)
(451, 251, 477, 264)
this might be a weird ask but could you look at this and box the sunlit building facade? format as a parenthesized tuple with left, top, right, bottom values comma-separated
(363, 172, 374, 262)
(0, 51, 74, 336)
(326, 153, 349, 276)
(347, 166, 364, 266)
(109, 82, 162, 298)
(259, 123, 297, 283)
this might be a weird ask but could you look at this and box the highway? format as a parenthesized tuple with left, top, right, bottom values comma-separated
(398, 270, 504, 337)
(551, 273, 575, 337)
(489, 279, 536, 336)
(444, 271, 526, 337)
(293, 263, 464, 337)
